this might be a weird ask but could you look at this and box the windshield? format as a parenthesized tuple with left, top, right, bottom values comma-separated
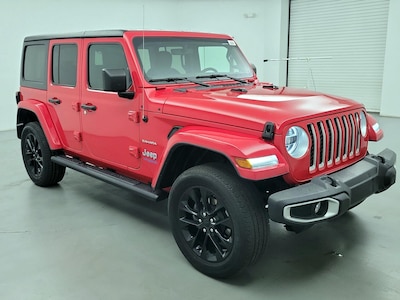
(133, 37, 254, 84)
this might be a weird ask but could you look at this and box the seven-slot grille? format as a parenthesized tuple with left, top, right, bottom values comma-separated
(307, 112, 362, 172)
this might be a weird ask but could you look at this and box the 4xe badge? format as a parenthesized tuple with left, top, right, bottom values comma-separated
(142, 149, 158, 163)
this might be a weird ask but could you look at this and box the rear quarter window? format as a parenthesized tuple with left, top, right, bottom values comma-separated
(21, 41, 49, 90)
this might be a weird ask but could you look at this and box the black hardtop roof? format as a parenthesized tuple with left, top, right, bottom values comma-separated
(24, 30, 127, 42)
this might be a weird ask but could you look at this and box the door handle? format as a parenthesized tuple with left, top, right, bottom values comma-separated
(48, 98, 61, 105)
(81, 104, 97, 111)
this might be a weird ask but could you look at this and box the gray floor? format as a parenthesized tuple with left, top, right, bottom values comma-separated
(1, 115, 399, 300)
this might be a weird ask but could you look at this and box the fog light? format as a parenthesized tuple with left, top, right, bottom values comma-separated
(314, 202, 321, 214)
(283, 198, 340, 224)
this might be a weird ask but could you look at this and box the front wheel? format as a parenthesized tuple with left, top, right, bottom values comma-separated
(168, 164, 269, 278)
(21, 122, 65, 187)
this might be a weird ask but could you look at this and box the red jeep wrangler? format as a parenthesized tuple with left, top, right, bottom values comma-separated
(16, 30, 396, 278)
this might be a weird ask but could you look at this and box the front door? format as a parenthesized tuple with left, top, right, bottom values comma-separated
(80, 38, 140, 170)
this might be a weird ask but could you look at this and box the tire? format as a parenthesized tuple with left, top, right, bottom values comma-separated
(21, 122, 66, 187)
(168, 164, 269, 278)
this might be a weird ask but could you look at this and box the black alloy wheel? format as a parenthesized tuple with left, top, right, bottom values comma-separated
(21, 122, 65, 186)
(177, 185, 234, 263)
(169, 163, 269, 278)
(24, 130, 43, 178)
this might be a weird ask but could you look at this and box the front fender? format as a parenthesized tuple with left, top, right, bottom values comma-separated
(17, 100, 62, 149)
(367, 113, 383, 141)
(153, 126, 289, 187)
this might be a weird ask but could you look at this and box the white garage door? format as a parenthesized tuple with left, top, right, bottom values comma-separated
(287, 0, 390, 111)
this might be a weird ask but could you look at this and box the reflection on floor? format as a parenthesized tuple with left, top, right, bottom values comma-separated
(0, 115, 399, 299)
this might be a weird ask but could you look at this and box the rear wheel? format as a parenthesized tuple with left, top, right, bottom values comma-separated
(168, 164, 269, 278)
(21, 122, 65, 186)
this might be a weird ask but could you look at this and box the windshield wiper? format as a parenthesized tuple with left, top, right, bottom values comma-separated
(149, 77, 210, 87)
(195, 74, 248, 84)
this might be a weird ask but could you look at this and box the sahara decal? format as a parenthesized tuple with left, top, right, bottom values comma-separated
(142, 139, 158, 146)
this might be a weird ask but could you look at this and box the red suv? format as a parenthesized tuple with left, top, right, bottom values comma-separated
(16, 30, 396, 278)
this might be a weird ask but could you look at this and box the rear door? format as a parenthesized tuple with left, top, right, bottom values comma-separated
(80, 38, 141, 170)
(47, 39, 82, 151)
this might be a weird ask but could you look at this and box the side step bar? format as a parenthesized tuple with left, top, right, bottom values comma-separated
(51, 155, 165, 201)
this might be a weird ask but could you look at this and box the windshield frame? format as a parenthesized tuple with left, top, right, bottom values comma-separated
(132, 36, 254, 86)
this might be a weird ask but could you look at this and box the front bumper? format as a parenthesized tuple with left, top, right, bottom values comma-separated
(268, 149, 396, 225)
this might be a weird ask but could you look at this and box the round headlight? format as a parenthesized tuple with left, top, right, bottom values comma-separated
(360, 111, 367, 137)
(285, 126, 309, 158)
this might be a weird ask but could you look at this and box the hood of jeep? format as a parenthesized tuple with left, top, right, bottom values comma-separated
(160, 84, 363, 134)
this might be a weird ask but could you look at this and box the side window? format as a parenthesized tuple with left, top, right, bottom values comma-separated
(23, 44, 47, 84)
(52, 44, 78, 86)
(88, 43, 130, 90)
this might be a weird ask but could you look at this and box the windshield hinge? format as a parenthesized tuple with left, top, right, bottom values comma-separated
(262, 122, 275, 140)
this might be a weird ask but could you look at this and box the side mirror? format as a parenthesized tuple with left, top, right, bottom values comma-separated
(103, 68, 127, 92)
(102, 68, 134, 99)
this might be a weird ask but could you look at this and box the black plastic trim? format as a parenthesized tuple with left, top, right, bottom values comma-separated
(15, 91, 21, 104)
(51, 155, 166, 201)
(268, 148, 397, 225)
(167, 126, 182, 139)
(262, 122, 275, 140)
(24, 30, 126, 42)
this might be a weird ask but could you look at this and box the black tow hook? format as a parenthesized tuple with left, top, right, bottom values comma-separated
(285, 224, 312, 233)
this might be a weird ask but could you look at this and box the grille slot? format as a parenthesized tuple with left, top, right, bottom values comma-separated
(308, 112, 362, 172)
(307, 124, 316, 172)
(317, 122, 326, 168)
(342, 115, 349, 160)
(326, 119, 334, 166)
(348, 114, 355, 158)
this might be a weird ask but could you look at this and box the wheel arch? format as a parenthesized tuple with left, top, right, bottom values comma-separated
(17, 108, 38, 138)
(17, 100, 62, 149)
(152, 126, 289, 189)
(155, 143, 233, 189)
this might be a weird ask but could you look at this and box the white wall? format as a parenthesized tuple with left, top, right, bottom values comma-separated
(380, 0, 400, 118)
(0, 0, 288, 131)
(5, 0, 399, 130)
